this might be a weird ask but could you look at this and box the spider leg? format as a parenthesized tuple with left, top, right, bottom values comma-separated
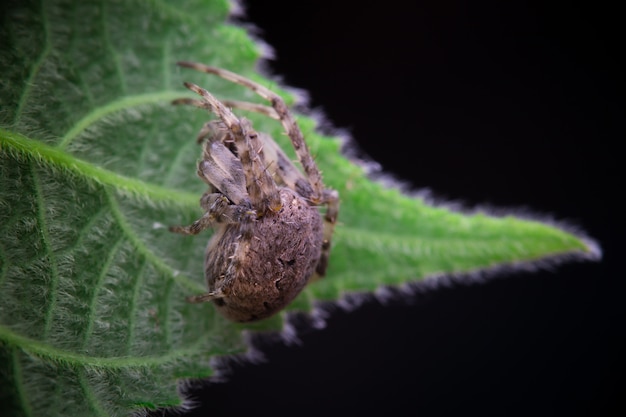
(186, 289, 226, 303)
(221, 100, 280, 120)
(183, 81, 282, 214)
(173, 97, 279, 120)
(178, 61, 325, 203)
(169, 192, 256, 235)
(316, 188, 339, 276)
(175, 97, 312, 204)
(197, 139, 249, 206)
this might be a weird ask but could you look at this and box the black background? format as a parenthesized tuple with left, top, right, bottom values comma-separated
(168, 1, 624, 416)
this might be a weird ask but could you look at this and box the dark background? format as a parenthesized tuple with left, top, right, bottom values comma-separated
(170, 1, 624, 416)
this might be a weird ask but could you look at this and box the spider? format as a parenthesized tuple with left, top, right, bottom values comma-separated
(170, 62, 339, 322)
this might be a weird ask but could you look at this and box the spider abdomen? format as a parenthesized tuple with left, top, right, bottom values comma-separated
(171, 63, 339, 321)
(204, 188, 323, 322)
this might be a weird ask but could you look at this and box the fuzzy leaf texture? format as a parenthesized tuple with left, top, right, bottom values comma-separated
(0, 0, 600, 416)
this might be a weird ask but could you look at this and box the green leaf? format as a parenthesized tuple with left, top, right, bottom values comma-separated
(0, 0, 599, 416)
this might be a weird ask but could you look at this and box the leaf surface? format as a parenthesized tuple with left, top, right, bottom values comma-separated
(0, 0, 599, 416)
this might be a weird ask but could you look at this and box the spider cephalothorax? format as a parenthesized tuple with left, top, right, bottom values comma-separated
(170, 62, 339, 322)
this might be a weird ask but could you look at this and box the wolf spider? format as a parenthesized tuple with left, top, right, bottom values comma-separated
(170, 62, 339, 322)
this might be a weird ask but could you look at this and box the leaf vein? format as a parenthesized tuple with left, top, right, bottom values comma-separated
(58, 205, 109, 256)
(162, 278, 174, 348)
(1, 129, 199, 207)
(100, 0, 127, 94)
(30, 159, 60, 339)
(104, 189, 204, 294)
(11, 347, 34, 417)
(135, 112, 159, 177)
(126, 257, 148, 354)
(0, 323, 208, 370)
(56, 91, 190, 150)
(162, 36, 172, 90)
(82, 233, 125, 351)
(78, 368, 108, 417)
(13, 0, 52, 126)
(162, 138, 197, 187)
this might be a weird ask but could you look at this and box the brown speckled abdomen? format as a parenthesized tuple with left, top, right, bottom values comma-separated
(204, 188, 323, 322)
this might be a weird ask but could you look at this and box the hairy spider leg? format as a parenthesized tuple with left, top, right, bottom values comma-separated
(173, 97, 279, 121)
(215, 98, 340, 276)
(173, 99, 291, 192)
(316, 188, 339, 276)
(169, 192, 256, 235)
(171, 87, 282, 304)
(208, 100, 340, 276)
(177, 61, 325, 203)
(176, 68, 340, 276)
(197, 133, 249, 206)
(186, 289, 226, 303)
(183, 81, 282, 215)
(173, 90, 317, 202)
(169, 119, 255, 235)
